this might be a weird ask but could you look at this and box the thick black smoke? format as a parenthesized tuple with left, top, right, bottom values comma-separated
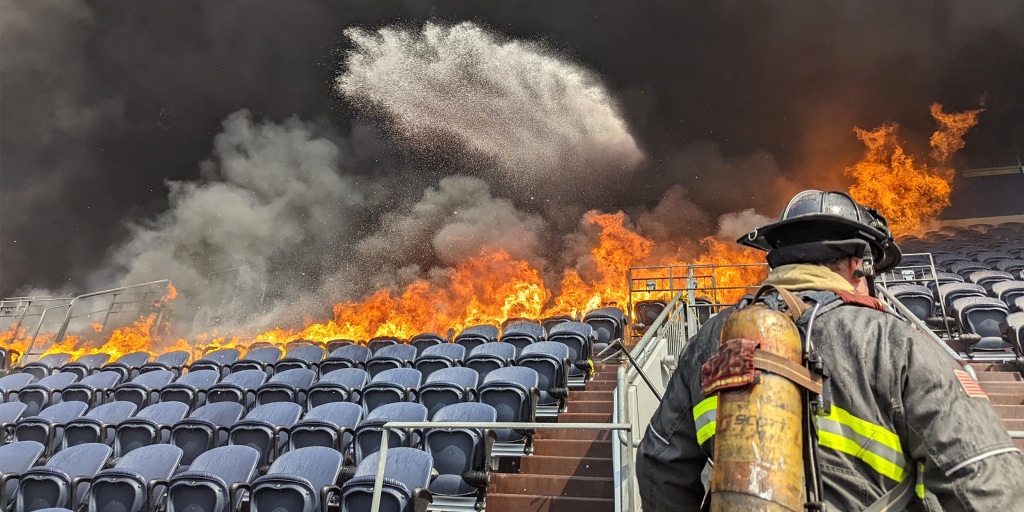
(3, 0, 1023, 306)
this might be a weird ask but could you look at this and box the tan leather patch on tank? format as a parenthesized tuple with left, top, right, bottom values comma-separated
(700, 338, 759, 396)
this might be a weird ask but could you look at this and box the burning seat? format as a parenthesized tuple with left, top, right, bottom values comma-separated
(188, 348, 241, 377)
(113, 401, 190, 458)
(250, 446, 345, 512)
(425, 402, 497, 510)
(274, 344, 325, 374)
(633, 300, 668, 334)
(205, 369, 268, 408)
(498, 322, 546, 357)
(87, 444, 183, 512)
(62, 401, 137, 450)
(227, 402, 303, 469)
(59, 353, 111, 380)
(165, 445, 260, 512)
(19, 353, 72, 381)
(418, 367, 479, 420)
(138, 351, 191, 377)
(289, 401, 363, 454)
(367, 336, 402, 354)
(413, 343, 466, 380)
(170, 402, 246, 467)
(228, 346, 282, 375)
(454, 325, 499, 353)
(308, 368, 369, 409)
(409, 333, 445, 356)
(101, 351, 152, 382)
(320, 345, 371, 375)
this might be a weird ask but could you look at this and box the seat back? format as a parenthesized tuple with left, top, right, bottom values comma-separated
(583, 307, 624, 351)
(367, 337, 401, 354)
(418, 367, 479, 420)
(189, 348, 241, 375)
(61, 370, 123, 406)
(0, 373, 36, 401)
(413, 343, 466, 380)
(274, 345, 326, 373)
(548, 322, 594, 377)
(952, 296, 1011, 350)
(361, 368, 422, 416)
(228, 402, 303, 467)
(887, 283, 935, 321)
(59, 353, 111, 380)
(112, 369, 176, 408)
(465, 343, 515, 383)
(425, 402, 497, 497)
(159, 369, 221, 410)
(518, 342, 569, 407)
(166, 445, 260, 512)
(255, 368, 315, 407)
(307, 368, 369, 409)
(454, 325, 498, 352)
(0, 440, 45, 500)
(139, 351, 190, 376)
(479, 367, 537, 442)
(102, 351, 152, 381)
(229, 346, 282, 374)
(63, 401, 137, 449)
(114, 402, 190, 457)
(341, 448, 432, 512)
(89, 444, 184, 512)
(206, 369, 268, 406)
(19, 372, 79, 416)
(366, 344, 418, 378)
(172, 402, 246, 466)
(15, 442, 111, 511)
(14, 400, 89, 451)
(289, 402, 363, 452)
(353, 402, 428, 464)
(251, 446, 344, 512)
(409, 333, 445, 355)
(21, 353, 72, 380)
(320, 345, 371, 374)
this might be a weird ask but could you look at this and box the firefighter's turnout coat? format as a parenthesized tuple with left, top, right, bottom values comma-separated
(636, 264, 1024, 511)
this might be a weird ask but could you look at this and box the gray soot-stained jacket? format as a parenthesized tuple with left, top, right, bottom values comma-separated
(636, 290, 1024, 512)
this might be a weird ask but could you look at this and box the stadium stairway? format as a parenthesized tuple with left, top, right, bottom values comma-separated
(487, 362, 619, 512)
(967, 363, 1024, 451)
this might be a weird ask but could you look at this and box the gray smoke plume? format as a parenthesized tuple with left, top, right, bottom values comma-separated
(96, 111, 368, 329)
(337, 22, 645, 198)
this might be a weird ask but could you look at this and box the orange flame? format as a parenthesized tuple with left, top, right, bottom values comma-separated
(846, 103, 981, 236)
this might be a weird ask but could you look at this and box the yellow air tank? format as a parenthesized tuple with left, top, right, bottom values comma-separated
(710, 304, 806, 512)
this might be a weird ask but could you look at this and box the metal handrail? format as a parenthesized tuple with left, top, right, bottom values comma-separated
(50, 280, 172, 349)
(373, 421, 634, 512)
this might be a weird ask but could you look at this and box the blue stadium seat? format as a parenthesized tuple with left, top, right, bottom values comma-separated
(250, 446, 344, 512)
(425, 402, 496, 508)
(88, 444, 183, 512)
(171, 402, 246, 466)
(58, 354, 111, 380)
(353, 402, 428, 465)
(159, 370, 221, 411)
(366, 344, 418, 378)
(361, 368, 422, 416)
(61, 370, 123, 407)
(165, 445, 260, 512)
(254, 368, 315, 408)
(413, 343, 465, 380)
(499, 322, 546, 357)
(319, 345, 371, 375)
(464, 343, 515, 383)
(205, 369, 267, 408)
(418, 367, 479, 420)
(13, 442, 111, 511)
(454, 325, 499, 353)
(289, 402, 363, 454)
(114, 401, 190, 458)
(229, 346, 282, 374)
(62, 401, 137, 450)
(307, 368, 368, 409)
(227, 402, 303, 469)
(517, 342, 570, 417)
(339, 447, 433, 512)
(111, 369, 176, 409)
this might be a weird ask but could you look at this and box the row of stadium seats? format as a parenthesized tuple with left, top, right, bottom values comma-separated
(886, 222, 1024, 356)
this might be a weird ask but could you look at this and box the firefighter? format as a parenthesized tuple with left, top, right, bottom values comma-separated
(636, 190, 1024, 511)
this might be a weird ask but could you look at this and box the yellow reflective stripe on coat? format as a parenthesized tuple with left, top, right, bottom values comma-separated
(693, 399, 908, 483)
(693, 396, 717, 445)
(915, 461, 925, 499)
(816, 406, 907, 482)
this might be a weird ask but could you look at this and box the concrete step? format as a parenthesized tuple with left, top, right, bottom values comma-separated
(536, 428, 613, 441)
(558, 412, 613, 423)
(485, 493, 614, 512)
(568, 401, 614, 414)
(1002, 419, 1024, 431)
(533, 439, 612, 458)
(992, 405, 1024, 420)
(978, 382, 1024, 394)
(989, 393, 1024, 405)
(519, 455, 613, 477)
(975, 371, 1023, 382)
(491, 474, 615, 499)
(1015, 438, 1024, 452)
(586, 381, 617, 391)
(571, 390, 614, 401)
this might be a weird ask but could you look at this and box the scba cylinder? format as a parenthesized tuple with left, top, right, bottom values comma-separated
(711, 304, 805, 512)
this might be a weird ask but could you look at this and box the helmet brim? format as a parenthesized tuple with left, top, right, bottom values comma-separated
(738, 214, 902, 273)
